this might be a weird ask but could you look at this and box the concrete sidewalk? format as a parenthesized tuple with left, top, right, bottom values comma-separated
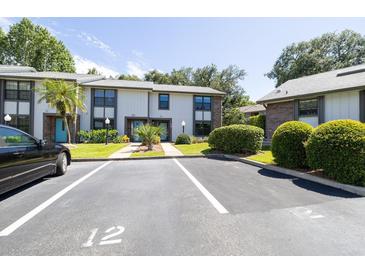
(160, 142, 183, 156)
(109, 142, 141, 158)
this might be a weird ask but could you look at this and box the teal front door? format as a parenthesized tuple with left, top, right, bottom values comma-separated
(55, 118, 67, 143)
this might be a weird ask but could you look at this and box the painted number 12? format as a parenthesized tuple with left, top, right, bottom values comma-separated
(82, 226, 125, 247)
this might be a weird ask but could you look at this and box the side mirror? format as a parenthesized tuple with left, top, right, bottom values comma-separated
(37, 139, 46, 147)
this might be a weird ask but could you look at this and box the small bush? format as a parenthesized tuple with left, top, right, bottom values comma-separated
(306, 120, 365, 186)
(175, 134, 192, 144)
(113, 135, 130, 143)
(190, 136, 208, 144)
(248, 114, 265, 130)
(136, 124, 162, 149)
(152, 135, 161, 144)
(78, 129, 118, 143)
(271, 121, 313, 168)
(208, 124, 264, 153)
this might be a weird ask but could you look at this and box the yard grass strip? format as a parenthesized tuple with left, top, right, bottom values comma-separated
(174, 143, 212, 155)
(70, 143, 128, 159)
(246, 150, 275, 164)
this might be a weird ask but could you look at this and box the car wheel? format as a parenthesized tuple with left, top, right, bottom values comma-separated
(55, 152, 68, 176)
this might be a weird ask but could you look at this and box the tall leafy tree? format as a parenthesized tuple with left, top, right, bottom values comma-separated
(223, 107, 247, 125)
(118, 74, 142, 81)
(1, 18, 75, 72)
(169, 67, 193, 85)
(87, 67, 101, 75)
(267, 30, 365, 87)
(144, 69, 172, 84)
(38, 80, 86, 144)
(143, 64, 251, 112)
(0, 28, 6, 64)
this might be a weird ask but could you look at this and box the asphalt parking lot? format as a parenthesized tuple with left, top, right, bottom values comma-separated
(0, 157, 364, 255)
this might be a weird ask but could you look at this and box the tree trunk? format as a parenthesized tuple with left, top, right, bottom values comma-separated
(63, 116, 71, 144)
(72, 114, 77, 144)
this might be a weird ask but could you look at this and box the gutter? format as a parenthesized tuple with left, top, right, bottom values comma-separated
(257, 85, 365, 104)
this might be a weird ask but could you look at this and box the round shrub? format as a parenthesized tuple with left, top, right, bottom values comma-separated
(208, 124, 264, 153)
(175, 133, 191, 144)
(306, 120, 365, 186)
(248, 114, 265, 130)
(271, 121, 313, 168)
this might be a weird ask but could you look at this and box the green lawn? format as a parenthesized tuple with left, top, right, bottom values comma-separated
(70, 143, 128, 159)
(174, 143, 212, 155)
(246, 150, 275, 164)
(130, 150, 165, 157)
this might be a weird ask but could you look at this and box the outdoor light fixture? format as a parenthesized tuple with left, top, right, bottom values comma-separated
(4, 114, 11, 125)
(181, 120, 186, 133)
(105, 117, 110, 145)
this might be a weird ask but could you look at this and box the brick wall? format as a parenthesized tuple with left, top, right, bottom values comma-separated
(266, 101, 294, 138)
(212, 96, 222, 129)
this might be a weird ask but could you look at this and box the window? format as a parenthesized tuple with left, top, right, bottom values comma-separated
(203, 96, 211, 111)
(194, 121, 211, 136)
(3, 81, 32, 133)
(94, 89, 115, 107)
(92, 89, 116, 130)
(0, 127, 36, 147)
(299, 99, 318, 117)
(105, 90, 115, 107)
(195, 96, 211, 111)
(159, 94, 169, 110)
(5, 80, 31, 101)
(93, 118, 114, 130)
(94, 90, 105, 107)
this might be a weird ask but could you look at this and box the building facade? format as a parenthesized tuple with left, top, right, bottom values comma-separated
(0, 66, 224, 142)
(257, 64, 365, 139)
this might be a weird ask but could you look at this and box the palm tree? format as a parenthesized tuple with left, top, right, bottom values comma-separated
(38, 80, 86, 143)
(135, 124, 164, 150)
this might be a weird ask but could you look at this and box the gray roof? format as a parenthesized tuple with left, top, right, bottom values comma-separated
(152, 84, 225, 95)
(0, 65, 37, 73)
(0, 65, 225, 95)
(257, 64, 365, 104)
(82, 79, 154, 89)
(82, 80, 225, 95)
(0, 71, 104, 83)
(239, 104, 266, 113)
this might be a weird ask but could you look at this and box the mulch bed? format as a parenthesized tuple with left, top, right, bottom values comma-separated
(136, 143, 163, 153)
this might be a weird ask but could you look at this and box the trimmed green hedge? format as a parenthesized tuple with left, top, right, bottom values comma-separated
(78, 129, 119, 143)
(306, 120, 365, 186)
(175, 133, 192, 144)
(272, 121, 313, 168)
(208, 124, 264, 153)
(248, 114, 265, 130)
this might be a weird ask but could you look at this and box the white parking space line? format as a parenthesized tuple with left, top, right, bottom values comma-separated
(0, 161, 113, 237)
(173, 159, 229, 214)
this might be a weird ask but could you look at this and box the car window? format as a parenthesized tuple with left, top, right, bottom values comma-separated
(0, 127, 37, 147)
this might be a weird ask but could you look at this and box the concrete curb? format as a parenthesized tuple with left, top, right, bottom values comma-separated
(224, 154, 365, 197)
(72, 154, 225, 162)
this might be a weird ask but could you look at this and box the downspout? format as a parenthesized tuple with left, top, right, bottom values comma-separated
(147, 91, 151, 124)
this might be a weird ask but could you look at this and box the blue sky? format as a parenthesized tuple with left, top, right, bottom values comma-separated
(1, 17, 365, 100)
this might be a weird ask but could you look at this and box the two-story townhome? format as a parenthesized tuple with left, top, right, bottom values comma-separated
(0, 65, 224, 143)
(257, 64, 365, 139)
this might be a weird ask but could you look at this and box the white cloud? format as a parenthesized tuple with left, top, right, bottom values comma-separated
(78, 32, 117, 57)
(0, 17, 13, 32)
(132, 49, 144, 59)
(74, 55, 119, 78)
(126, 61, 148, 78)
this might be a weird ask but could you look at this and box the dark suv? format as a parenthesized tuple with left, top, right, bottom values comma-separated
(0, 125, 71, 195)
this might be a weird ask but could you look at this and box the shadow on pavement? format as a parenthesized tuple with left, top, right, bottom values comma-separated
(257, 168, 360, 199)
(0, 178, 48, 202)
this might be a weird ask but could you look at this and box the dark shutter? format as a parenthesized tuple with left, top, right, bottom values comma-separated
(360, 90, 365, 122)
